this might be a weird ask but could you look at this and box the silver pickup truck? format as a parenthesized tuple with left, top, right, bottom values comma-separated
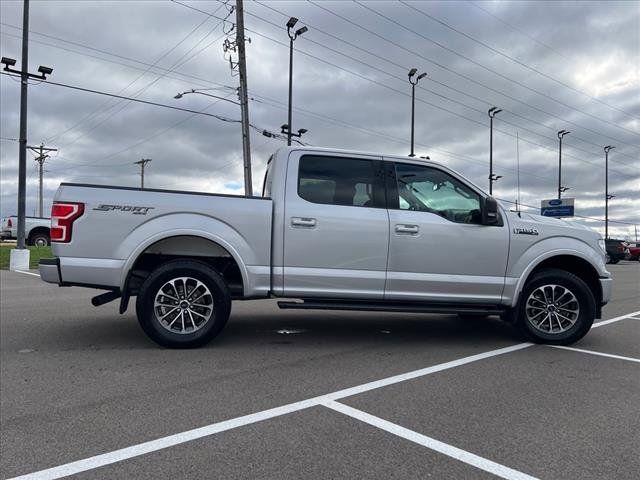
(1, 215, 51, 246)
(40, 146, 611, 348)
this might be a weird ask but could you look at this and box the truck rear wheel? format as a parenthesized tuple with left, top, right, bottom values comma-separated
(30, 232, 50, 247)
(136, 259, 231, 348)
(515, 268, 595, 345)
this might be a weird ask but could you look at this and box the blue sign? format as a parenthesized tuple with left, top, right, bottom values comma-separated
(541, 198, 575, 217)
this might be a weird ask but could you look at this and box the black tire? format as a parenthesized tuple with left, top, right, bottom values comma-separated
(515, 268, 595, 345)
(610, 258, 620, 264)
(30, 232, 50, 247)
(136, 259, 231, 348)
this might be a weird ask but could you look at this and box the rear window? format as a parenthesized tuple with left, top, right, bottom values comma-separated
(298, 155, 380, 208)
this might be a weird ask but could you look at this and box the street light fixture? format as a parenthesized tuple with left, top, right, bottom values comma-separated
(174, 88, 240, 105)
(286, 17, 308, 146)
(408, 68, 427, 157)
(557, 129, 570, 199)
(2, 56, 53, 80)
(487, 107, 502, 195)
(604, 145, 615, 239)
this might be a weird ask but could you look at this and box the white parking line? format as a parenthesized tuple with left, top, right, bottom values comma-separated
(323, 400, 538, 480)
(592, 311, 640, 328)
(549, 345, 640, 363)
(8, 311, 638, 480)
(14, 270, 40, 277)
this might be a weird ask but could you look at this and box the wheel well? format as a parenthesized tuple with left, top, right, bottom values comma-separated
(28, 227, 50, 243)
(526, 255, 602, 306)
(125, 235, 244, 299)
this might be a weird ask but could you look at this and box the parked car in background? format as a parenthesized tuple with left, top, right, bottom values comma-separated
(0, 216, 51, 246)
(626, 244, 640, 261)
(604, 239, 627, 264)
(39, 146, 611, 349)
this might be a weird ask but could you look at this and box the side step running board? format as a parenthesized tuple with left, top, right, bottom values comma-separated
(277, 299, 505, 315)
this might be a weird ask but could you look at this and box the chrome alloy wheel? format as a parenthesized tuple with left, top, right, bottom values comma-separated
(154, 277, 214, 334)
(525, 284, 580, 334)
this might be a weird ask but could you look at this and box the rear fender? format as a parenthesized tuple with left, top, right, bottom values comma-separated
(118, 213, 253, 295)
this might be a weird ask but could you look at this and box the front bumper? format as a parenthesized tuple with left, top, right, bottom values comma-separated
(599, 277, 613, 305)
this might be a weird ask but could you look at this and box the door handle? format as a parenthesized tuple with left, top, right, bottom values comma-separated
(395, 224, 419, 234)
(291, 217, 317, 228)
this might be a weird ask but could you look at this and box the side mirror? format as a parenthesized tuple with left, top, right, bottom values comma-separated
(481, 196, 501, 226)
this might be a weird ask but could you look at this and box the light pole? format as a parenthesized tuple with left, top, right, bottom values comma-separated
(604, 145, 615, 240)
(408, 68, 427, 157)
(1, 1, 53, 271)
(286, 17, 308, 146)
(557, 130, 570, 199)
(487, 107, 502, 195)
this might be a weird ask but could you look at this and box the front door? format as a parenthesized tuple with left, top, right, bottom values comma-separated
(384, 160, 509, 303)
(283, 152, 388, 299)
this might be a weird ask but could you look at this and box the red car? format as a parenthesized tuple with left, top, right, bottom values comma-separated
(627, 244, 640, 261)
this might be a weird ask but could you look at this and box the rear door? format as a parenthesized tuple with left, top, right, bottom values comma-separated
(384, 160, 509, 303)
(283, 151, 389, 299)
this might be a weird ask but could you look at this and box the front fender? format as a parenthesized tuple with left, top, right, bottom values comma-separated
(508, 237, 607, 307)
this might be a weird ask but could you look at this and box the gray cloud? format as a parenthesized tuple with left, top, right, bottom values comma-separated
(1, 0, 638, 239)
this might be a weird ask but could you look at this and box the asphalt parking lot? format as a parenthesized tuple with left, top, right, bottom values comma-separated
(1, 262, 638, 480)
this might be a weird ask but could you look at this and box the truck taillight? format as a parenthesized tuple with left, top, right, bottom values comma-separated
(7, 218, 11, 227)
(51, 202, 84, 243)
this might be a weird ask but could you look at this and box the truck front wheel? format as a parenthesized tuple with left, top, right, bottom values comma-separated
(515, 268, 595, 345)
(136, 259, 231, 348)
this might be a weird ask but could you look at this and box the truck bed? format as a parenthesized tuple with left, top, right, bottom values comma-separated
(51, 183, 273, 292)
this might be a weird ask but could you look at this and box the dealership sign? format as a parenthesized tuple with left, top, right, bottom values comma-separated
(541, 198, 575, 217)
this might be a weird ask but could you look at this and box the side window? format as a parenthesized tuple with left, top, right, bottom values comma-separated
(298, 155, 381, 208)
(394, 163, 482, 224)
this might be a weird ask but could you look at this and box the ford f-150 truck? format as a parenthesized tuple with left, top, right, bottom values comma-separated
(1, 215, 51, 246)
(39, 147, 612, 348)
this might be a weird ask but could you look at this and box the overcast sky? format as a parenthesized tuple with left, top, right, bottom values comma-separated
(1, 0, 638, 238)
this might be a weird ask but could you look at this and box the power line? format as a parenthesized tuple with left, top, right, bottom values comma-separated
(220, 13, 633, 177)
(43, 13, 218, 144)
(496, 198, 638, 226)
(305, 0, 639, 153)
(52, 11, 230, 147)
(467, 1, 573, 64)
(0, 71, 240, 123)
(400, 0, 639, 122)
(353, 0, 640, 139)
(0, 28, 224, 91)
(251, 0, 638, 166)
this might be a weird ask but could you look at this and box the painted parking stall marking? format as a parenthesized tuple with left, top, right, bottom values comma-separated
(323, 400, 539, 480)
(549, 345, 640, 363)
(8, 310, 639, 480)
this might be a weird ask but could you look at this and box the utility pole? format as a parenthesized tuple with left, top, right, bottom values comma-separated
(134, 159, 152, 189)
(604, 145, 615, 240)
(488, 107, 502, 195)
(27, 144, 57, 217)
(235, 0, 253, 196)
(557, 130, 570, 199)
